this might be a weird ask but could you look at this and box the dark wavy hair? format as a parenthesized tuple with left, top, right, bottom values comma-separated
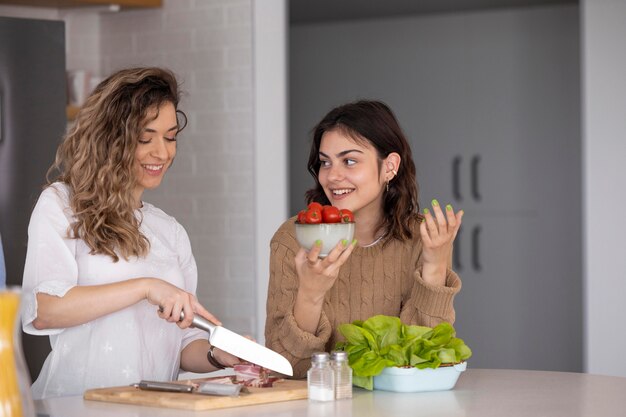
(47, 67, 187, 261)
(305, 100, 421, 243)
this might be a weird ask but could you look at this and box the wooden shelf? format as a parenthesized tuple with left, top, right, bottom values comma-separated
(0, 0, 161, 8)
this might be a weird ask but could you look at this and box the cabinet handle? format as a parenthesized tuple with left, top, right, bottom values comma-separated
(471, 155, 481, 201)
(471, 225, 482, 271)
(452, 156, 462, 201)
(453, 227, 462, 271)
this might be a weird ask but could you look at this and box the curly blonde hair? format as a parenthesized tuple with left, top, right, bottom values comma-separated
(47, 67, 185, 262)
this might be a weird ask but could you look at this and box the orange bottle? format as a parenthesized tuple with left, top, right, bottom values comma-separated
(0, 289, 35, 417)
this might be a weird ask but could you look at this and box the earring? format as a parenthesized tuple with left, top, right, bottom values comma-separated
(386, 181, 389, 193)
(392, 169, 397, 176)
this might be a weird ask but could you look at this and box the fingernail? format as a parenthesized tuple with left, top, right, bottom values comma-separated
(421, 217, 426, 223)
(432, 199, 439, 207)
(352, 239, 358, 246)
(342, 239, 348, 246)
(423, 208, 430, 214)
(446, 204, 453, 211)
(315, 239, 322, 246)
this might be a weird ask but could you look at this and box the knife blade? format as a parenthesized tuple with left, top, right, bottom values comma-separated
(179, 311, 293, 377)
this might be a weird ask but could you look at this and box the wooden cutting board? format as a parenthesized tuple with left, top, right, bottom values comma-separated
(84, 379, 308, 411)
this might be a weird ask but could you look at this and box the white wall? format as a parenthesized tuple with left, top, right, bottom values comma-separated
(0, 0, 287, 340)
(252, 0, 288, 344)
(582, 0, 626, 377)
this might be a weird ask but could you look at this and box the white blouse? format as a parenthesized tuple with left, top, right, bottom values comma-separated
(21, 183, 206, 399)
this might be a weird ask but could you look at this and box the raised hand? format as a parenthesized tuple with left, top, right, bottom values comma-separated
(419, 199, 463, 286)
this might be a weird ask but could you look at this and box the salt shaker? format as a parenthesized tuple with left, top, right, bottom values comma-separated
(331, 350, 352, 399)
(307, 352, 335, 401)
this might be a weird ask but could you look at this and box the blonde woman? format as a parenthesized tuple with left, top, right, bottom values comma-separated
(21, 67, 237, 399)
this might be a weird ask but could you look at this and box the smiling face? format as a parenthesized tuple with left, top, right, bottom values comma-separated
(133, 101, 178, 204)
(318, 129, 388, 225)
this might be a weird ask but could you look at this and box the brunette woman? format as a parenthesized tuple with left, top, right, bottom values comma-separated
(265, 100, 463, 378)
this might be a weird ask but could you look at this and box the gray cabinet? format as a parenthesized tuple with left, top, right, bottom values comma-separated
(290, 5, 582, 371)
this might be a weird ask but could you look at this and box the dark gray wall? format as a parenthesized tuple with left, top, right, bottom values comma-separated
(289, 5, 582, 371)
(0, 16, 66, 382)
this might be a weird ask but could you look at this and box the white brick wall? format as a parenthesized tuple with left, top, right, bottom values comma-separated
(0, 0, 260, 336)
(99, 0, 256, 335)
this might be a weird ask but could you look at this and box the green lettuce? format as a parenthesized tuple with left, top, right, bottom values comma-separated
(336, 315, 472, 390)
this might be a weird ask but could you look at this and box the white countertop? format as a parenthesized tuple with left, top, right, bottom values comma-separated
(35, 369, 626, 417)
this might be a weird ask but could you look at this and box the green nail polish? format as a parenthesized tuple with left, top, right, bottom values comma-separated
(446, 204, 453, 211)
(432, 199, 439, 207)
(315, 239, 322, 246)
(342, 239, 348, 246)
(352, 239, 358, 245)
(423, 208, 430, 214)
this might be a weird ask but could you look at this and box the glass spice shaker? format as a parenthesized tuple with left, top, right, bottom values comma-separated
(307, 352, 335, 402)
(331, 350, 352, 399)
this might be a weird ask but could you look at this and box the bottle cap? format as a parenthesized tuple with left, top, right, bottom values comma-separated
(331, 351, 348, 361)
(311, 352, 330, 363)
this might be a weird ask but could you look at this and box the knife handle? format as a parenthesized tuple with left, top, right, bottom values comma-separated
(136, 380, 194, 393)
(179, 311, 217, 335)
(158, 307, 218, 335)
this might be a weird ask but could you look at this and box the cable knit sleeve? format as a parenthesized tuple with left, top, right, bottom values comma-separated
(400, 236, 462, 327)
(264, 219, 332, 379)
(400, 223, 461, 327)
(400, 268, 461, 327)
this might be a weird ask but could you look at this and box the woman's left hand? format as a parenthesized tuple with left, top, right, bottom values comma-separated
(211, 346, 242, 368)
(419, 199, 463, 286)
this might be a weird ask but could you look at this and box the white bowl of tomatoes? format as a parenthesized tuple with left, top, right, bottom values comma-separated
(295, 203, 355, 258)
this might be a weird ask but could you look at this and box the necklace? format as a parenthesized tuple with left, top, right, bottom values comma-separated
(361, 230, 387, 248)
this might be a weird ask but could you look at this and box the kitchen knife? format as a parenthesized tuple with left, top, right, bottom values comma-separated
(134, 380, 243, 396)
(179, 311, 293, 377)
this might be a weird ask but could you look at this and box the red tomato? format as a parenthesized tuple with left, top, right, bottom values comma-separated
(340, 209, 354, 223)
(297, 210, 307, 224)
(322, 206, 341, 223)
(307, 202, 323, 212)
(305, 209, 322, 224)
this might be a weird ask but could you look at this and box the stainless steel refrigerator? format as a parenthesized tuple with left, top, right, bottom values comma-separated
(0, 16, 67, 381)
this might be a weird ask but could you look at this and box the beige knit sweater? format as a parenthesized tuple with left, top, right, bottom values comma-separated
(265, 217, 462, 378)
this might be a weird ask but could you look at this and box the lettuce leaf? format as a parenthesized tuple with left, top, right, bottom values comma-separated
(336, 315, 472, 390)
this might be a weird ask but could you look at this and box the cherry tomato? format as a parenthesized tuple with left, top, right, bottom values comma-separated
(305, 209, 322, 224)
(322, 205, 341, 223)
(308, 202, 323, 212)
(297, 210, 307, 224)
(340, 209, 354, 223)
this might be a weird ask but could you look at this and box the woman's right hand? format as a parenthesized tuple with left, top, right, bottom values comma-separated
(143, 278, 221, 329)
